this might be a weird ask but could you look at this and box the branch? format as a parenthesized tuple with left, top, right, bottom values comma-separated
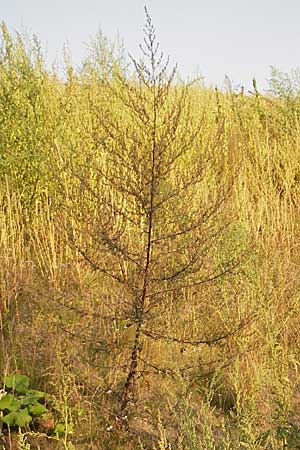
(141, 315, 255, 346)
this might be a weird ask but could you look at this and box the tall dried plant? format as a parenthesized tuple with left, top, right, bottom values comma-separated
(56, 8, 246, 416)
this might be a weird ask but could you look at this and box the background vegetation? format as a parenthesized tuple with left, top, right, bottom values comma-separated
(1, 12, 300, 449)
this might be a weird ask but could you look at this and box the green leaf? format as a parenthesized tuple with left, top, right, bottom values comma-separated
(27, 389, 45, 400)
(2, 411, 18, 426)
(28, 402, 48, 416)
(5, 374, 30, 393)
(54, 423, 66, 435)
(14, 408, 32, 427)
(2, 408, 32, 427)
(0, 393, 20, 411)
(21, 390, 45, 406)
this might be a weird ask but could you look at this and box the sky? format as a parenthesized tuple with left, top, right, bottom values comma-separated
(1, 0, 300, 91)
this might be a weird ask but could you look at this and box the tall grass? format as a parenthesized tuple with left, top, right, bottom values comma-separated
(1, 16, 300, 450)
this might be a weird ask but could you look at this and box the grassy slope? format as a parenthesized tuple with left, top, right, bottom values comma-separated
(1, 25, 300, 450)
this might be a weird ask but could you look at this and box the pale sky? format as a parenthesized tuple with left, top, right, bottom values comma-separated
(1, 0, 300, 91)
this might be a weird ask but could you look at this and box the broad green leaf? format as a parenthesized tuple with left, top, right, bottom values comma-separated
(28, 389, 45, 400)
(21, 390, 45, 406)
(14, 408, 32, 427)
(28, 402, 48, 416)
(2, 411, 18, 426)
(2, 408, 32, 427)
(0, 393, 20, 411)
(54, 423, 66, 435)
(5, 374, 30, 393)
